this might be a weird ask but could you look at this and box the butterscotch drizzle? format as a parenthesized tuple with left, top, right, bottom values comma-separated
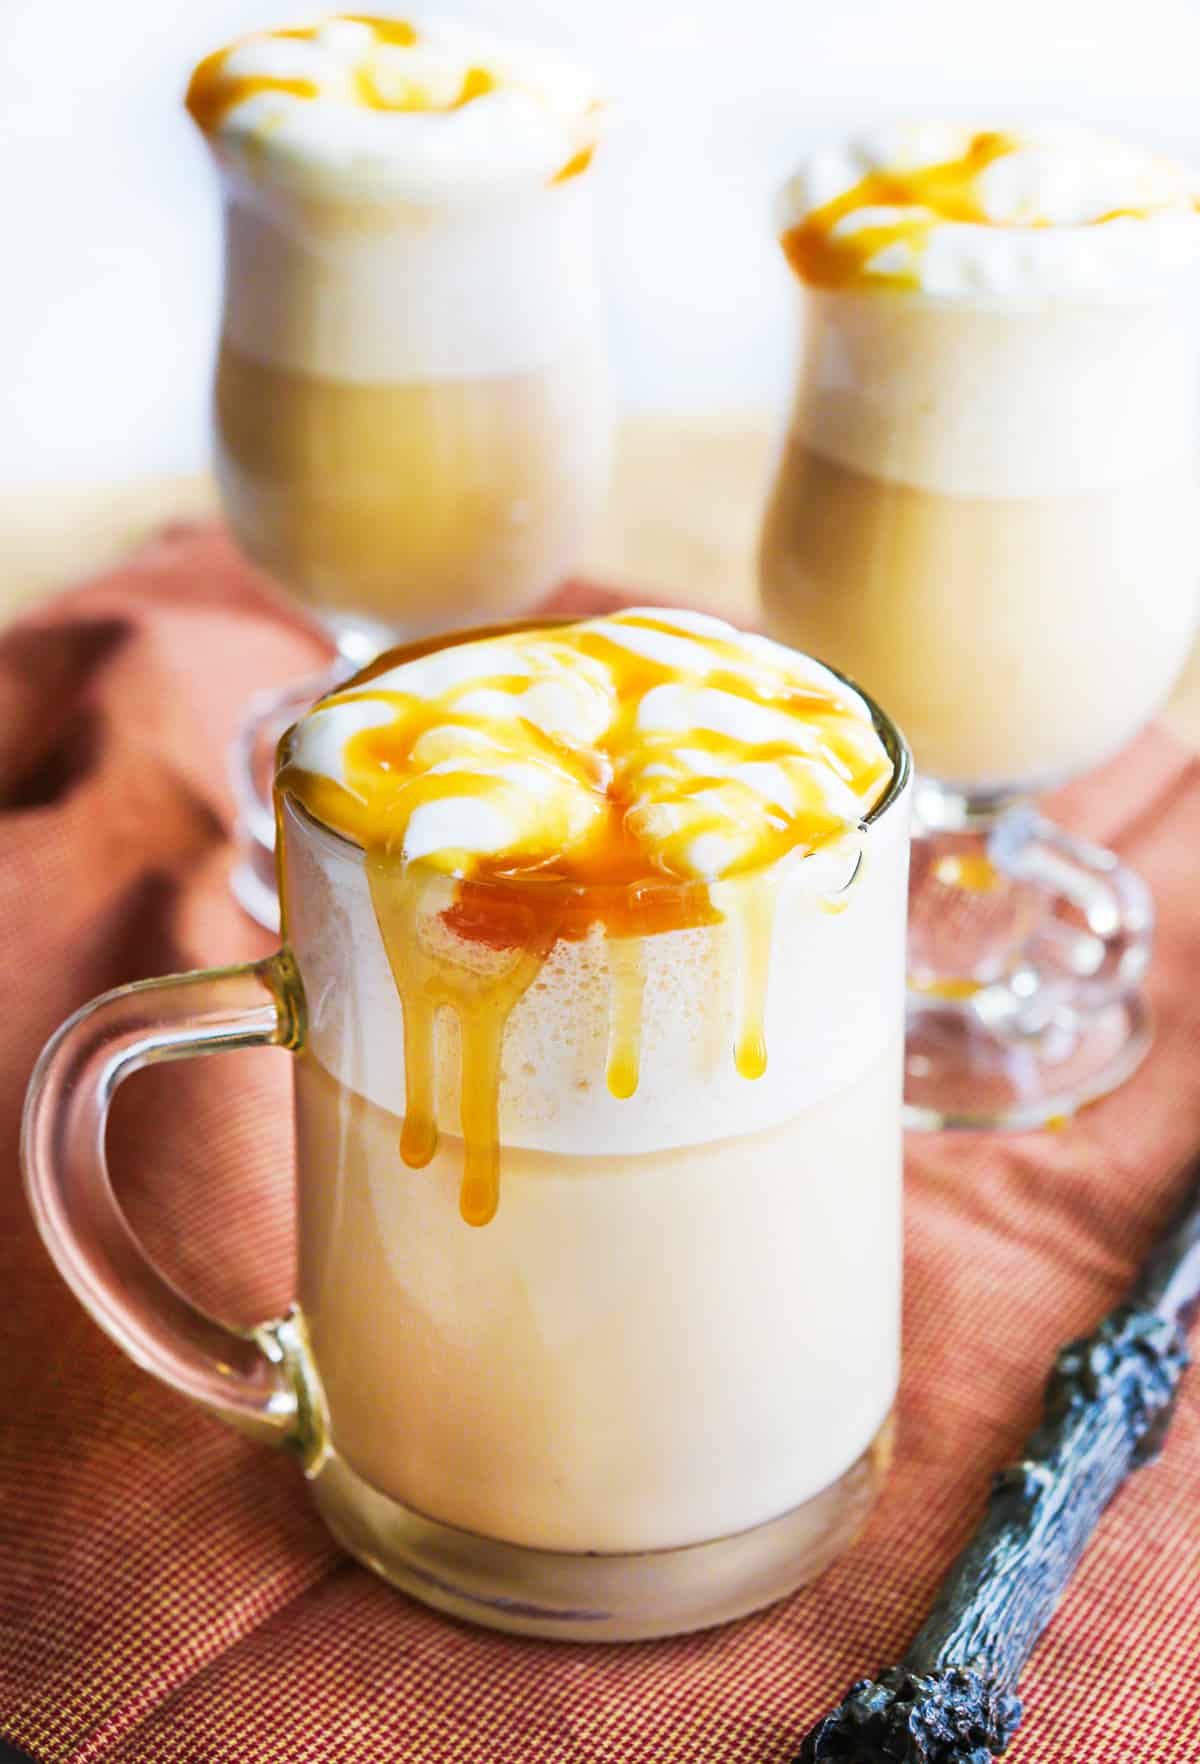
(367, 860, 561, 1226)
(605, 937, 645, 1100)
(186, 52, 319, 134)
(724, 873, 776, 1081)
(554, 145, 596, 185)
(185, 15, 600, 185)
(281, 614, 892, 1226)
(343, 16, 419, 47)
(782, 131, 1019, 290)
(780, 128, 1200, 290)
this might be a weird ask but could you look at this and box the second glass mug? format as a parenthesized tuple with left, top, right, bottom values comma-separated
(23, 642, 911, 1640)
(761, 281, 1200, 1127)
(203, 146, 613, 928)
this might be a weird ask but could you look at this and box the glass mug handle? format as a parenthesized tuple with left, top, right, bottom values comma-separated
(990, 806, 1155, 1017)
(22, 954, 307, 1448)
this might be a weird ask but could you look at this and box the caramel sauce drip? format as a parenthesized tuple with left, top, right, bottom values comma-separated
(605, 937, 645, 1099)
(726, 873, 777, 1080)
(281, 616, 890, 1226)
(367, 858, 562, 1226)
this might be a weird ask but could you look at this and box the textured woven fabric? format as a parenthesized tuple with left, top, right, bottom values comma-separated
(1, 524, 1200, 1762)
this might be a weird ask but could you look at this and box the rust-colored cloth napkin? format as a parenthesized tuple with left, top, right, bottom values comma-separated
(2, 522, 1200, 1763)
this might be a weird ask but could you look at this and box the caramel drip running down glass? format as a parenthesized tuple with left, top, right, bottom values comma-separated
(24, 609, 911, 1639)
(759, 124, 1200, 1128)
(186, 15, 613, 931)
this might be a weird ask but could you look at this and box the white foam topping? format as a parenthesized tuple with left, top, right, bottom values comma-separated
(284, 608, 893, 884)
(188, 14, 602, 203)
(778, 124, 1200, 297)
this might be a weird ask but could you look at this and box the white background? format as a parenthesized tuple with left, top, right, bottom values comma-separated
(6, 0, 1200, 484)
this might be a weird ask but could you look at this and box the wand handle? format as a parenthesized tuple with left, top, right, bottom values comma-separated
(800, 1159, 1200, 1764)
(905, 1304, 1188, 1681)
(1129, 1165, 1200, 1323)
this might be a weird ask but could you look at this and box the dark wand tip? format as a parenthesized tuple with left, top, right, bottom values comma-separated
(798, 1666, 1021, 1764)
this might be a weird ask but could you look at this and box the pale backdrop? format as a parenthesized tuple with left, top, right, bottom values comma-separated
(6, 0, 1200, 485)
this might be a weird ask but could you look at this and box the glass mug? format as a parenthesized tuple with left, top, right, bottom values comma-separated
(23, 643, 911, 1641)
(213, 171, 612, 656)
(187, 20, 614, 929)
(761, 279, 1200, 1128)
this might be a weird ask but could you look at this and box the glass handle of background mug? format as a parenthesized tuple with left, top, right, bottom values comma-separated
(989, 806, 1155, 1023)
(229, 664, 353, 933)
(22, 954, 306, 1448)
(230, 671, 349, 859)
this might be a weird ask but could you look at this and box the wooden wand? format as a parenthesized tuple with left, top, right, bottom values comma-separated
(798, 1157, 1200, 1764)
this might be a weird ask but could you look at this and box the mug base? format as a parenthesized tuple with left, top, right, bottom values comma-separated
(904, 991, 1152, 1131)
(307, 1413, 894, 1641)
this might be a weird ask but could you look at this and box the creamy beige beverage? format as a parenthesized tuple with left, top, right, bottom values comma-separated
(760, 126, 1200, 793)
(188, 16, 611, 643)
(278, 609, 910, 1576)
(292, 1012, 901, 1553)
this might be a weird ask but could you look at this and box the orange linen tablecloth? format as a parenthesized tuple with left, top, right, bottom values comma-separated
(2, 523, 1200, 1763)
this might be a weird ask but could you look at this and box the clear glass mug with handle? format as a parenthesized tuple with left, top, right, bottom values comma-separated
(23, 620, 911, 1642)
(187, 17, 613, 929)
(759, 125, 1200, 1129)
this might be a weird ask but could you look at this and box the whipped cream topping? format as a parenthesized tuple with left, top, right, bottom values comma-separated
(778, 125, 1200, 297)
(186, 14, 602, 202)
(283, 609, 892, 886)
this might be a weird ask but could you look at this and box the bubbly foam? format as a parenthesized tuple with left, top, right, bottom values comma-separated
(187, 14, 602, 203)
(778, 125, 1200, 297)
(284, 608, 893, 885)
(281, 785, 911, 1154)
(280, 613, 904, 1223)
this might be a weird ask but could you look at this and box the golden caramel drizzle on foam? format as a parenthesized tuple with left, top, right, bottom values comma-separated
(780, 129, 1199, 289)
(279, 615, 891, 1226)
(782, 131, 1019, 289)
(185, 15, 594, 181)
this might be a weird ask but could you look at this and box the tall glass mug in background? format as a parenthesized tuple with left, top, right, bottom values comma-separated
(25, 610, 910, 1639)
(760, 126, 1200, 1127)
(186, 16, 613, 927)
